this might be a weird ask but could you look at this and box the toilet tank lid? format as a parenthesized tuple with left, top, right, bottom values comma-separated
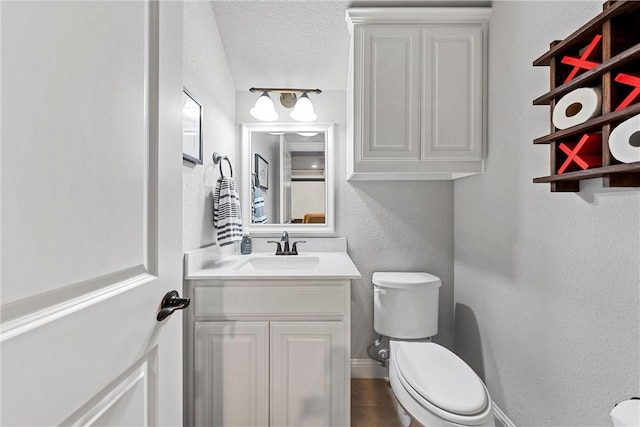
(372, 272, 441, 289)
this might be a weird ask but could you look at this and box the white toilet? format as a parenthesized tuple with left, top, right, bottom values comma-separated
(373, 272, 495, 427)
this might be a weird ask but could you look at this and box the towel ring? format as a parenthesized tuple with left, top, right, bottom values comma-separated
(212, 152, 233, 177)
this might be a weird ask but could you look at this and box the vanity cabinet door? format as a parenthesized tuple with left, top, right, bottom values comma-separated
(270, 322, 346, 427)
(194, 321, 269, 427)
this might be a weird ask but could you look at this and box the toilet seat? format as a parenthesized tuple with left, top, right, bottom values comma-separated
(390, 341, 494, 426)
(397, 342, 488, 415)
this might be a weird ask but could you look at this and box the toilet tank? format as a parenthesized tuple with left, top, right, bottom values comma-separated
(373, 272, 442, 339)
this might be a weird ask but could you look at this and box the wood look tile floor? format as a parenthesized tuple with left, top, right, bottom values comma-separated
(351, 378, 412, 427)
(351, 378, 500, 427)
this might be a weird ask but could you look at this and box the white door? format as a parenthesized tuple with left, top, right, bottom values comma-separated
(280, 143, 292, 223)
(1, 1, 184, 426)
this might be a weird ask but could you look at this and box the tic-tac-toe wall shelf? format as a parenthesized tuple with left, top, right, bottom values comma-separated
(533, 0, 640, 192)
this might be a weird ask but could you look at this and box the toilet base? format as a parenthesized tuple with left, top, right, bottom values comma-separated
(391, 391, 423, 427)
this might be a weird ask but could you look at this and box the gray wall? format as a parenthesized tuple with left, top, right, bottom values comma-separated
(237, 91, 455, 357)
(183, 1, 237, 252)
(454, 2, 640, 425)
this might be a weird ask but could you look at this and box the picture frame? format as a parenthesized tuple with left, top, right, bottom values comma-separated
(255, 154, 269, 189)
(182, 88, 203, 164)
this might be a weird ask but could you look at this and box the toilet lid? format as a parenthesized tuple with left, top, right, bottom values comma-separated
(395, 342, 488, 416)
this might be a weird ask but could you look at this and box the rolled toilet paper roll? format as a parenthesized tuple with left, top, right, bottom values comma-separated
(608, 114, 640, 163)
(552, 87, 602, 130)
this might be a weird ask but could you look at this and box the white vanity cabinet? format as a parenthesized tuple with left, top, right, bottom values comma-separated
(186, 279, 351, 427)
(346, 8, 491, 180)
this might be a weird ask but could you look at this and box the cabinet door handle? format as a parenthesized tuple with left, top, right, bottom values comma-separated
(157, 290, 190, 321)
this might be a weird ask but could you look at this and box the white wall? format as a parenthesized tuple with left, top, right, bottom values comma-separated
(183, 1, 236, 252)
(237, 91, 455, 357)
(454, 2, 640, 425)
(291, 182, 325, 219)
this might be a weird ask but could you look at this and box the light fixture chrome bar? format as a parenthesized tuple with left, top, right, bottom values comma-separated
(249, 87, 322, 94)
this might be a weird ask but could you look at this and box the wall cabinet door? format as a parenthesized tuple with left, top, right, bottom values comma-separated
(348, 8, 490, 180)
(360, 25, 422, 161)
(270, 322, 346, 427)
(194, 321, 269, 427)
(421, 25, 485, 162)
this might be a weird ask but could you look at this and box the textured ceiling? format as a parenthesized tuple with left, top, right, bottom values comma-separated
(211, 0, 351, 91)
(210, 0, 491, 92)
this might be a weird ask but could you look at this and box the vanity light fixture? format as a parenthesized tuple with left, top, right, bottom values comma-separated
(249, 87, 321, 122)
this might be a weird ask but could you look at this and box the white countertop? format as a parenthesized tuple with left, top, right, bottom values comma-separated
(184, 240, 361, 281)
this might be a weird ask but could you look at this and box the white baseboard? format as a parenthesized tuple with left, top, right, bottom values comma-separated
(351, 358, 389, 378)
(492, 402, 516, 427)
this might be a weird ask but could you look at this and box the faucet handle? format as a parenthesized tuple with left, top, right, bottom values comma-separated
(267, 240, 283, 255)
(291, 240, 306, 255)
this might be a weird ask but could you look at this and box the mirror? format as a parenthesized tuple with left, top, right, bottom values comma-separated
(240, 123, 335, 235)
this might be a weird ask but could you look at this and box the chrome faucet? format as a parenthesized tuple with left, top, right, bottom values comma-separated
(267, 231, 306, 255)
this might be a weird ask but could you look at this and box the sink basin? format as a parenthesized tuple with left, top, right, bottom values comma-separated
(236, 256, 320, 271)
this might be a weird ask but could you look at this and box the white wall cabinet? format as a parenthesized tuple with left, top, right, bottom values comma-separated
(347, 8, 491, 180)
(186, 280, 350, 427)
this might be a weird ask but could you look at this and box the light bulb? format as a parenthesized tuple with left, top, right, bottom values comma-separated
(290, 93, 317, 122)
(250, 92, 278, 121)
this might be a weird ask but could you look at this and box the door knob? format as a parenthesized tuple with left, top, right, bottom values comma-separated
(157, 290, 190, 321)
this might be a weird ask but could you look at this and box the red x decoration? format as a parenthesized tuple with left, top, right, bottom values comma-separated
(561, 35, 602, 84)
(614, 73, 640, 111)
(557, 133, 602, 174)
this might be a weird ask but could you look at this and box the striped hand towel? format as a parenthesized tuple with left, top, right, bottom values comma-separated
(213, 176, 243, 247)
(252, 187, 268, 224)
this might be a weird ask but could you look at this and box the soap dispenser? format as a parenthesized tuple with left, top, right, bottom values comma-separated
(240, 233, 252, 255)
